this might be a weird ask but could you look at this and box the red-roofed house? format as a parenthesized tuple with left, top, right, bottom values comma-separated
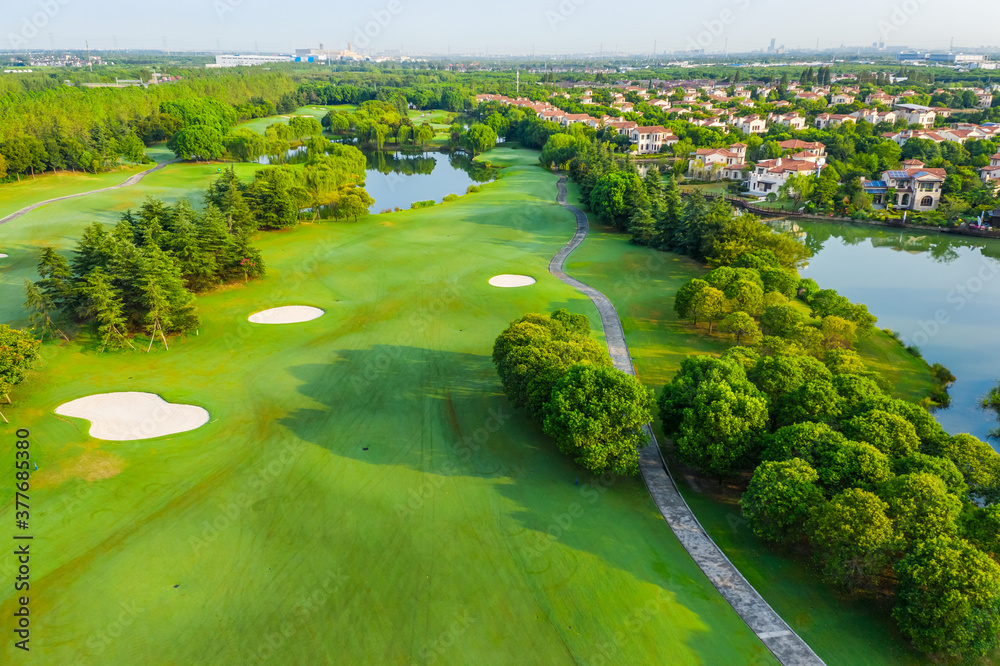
(748, 157, 824, 197)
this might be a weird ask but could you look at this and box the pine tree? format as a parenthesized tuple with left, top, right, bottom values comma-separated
(653, 174, 683, 250)
(36, 246, 73, 311)
(169, 218, 217, 290)
(23, 280, 67, 341)
(79, 269, 134, 352)
(70, 222, 111, 277)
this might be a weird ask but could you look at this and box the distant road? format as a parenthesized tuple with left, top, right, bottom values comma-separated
(0, 159, 181, 226)
(550, 175, 826, 666)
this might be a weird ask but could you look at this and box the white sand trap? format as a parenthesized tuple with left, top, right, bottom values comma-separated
(489, 274, 536, 288)
(248, 305, 325, 324)
(0, 253, 8, 259)
(55, 392, 209, 441)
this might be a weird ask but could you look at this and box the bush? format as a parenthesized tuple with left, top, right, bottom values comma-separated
(411, 200, 435, 209)
(442, 193, 459, 202)
(466, 185, 480, 194)
(905, 344, 922, 358)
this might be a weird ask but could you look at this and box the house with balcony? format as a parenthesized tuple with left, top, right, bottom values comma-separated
(630, 126, 677, 154)
(747, 157, 824, 197)
(688, 143, 749, 180)
(815, 113, 856, 130)
(865, 160, 946, 210)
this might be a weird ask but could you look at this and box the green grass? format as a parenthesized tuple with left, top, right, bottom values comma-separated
(0, 148, 776, 664)
(562, 187, 959, 665)
(0, 161, 265, 324)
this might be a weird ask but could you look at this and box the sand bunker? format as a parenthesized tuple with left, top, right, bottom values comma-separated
(0, 253, 8, 258)
(55, 392, 209, 441)
(489, 274, 536, 288)
(248, 306, 325, 324)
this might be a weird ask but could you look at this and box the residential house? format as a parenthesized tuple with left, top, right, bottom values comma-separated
(979, 152, 1000, 188)
(771, 113, 806, 130)
(869, 160, 946, 210)
(733, 114, 767, 134)
(895, 103, 937, 128)
(830, 93, 855, 105)
(748, 158, 824, 197)
(815, 113, 856, 130)
(630, 126, 676, 154)
(688, 143, 749, 180)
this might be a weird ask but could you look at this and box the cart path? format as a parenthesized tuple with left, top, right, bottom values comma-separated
(549, 176, 825, 666)
(0, 159, 182, 226)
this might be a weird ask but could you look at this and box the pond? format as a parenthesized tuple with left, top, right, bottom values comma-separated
(773, 219, 1000, 444)
(360, 150, 496, 212)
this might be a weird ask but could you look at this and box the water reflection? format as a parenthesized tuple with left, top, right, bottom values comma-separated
(781, 219, 1000, 444)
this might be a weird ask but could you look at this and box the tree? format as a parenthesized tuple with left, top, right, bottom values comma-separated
(0, 326, 41, 419)
(811, 488, 893, 588)
(415, 123, 435, 148)
(77, 269, 134, 352)
(724, 279, 764, 316)
(893, 536, 1000, 658)
(842, 410, 920, 458)
(23, 280, 67, 342)
(540, 133, 585, 167)
(742, 458, 824, 544)
(720, 311, 762, 345)
(224, 128, 268, 163)
(759, 303, 804, 337)
(542, 364, 655, 476)
(820, 315, 858, 349)
(493, 312, 611, 421)
(884, 473, 962, 549)
(463, 123, 498, 156)
(933, 433, 1000, 504)
(335, 188, 375, 222)
(167, 125, 226, 161)
(773, 378, 843, 427)
(673, 279, 709, 324)
(692, 286, 727, 334)
(675, 377, 769, 476)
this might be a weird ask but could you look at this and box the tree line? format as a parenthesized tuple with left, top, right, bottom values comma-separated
(0, 70, 296, 179)
(650, 226, 999, 658)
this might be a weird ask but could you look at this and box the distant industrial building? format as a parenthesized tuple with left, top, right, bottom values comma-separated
(208, 54, 293, 68)
(294, 44, 363, 63)
(897, 52, 988, 64)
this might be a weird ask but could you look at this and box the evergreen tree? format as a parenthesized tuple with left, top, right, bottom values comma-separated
(79, 269, 134, 351)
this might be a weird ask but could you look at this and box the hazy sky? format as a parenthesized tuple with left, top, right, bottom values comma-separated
(4, 0, 998, 55)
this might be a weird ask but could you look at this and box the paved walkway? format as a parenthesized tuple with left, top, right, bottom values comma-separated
(550, 176, 825, 666)
(0, 159, 181, 226)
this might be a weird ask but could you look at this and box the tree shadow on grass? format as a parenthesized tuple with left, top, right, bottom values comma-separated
(277, 345, 778, 664)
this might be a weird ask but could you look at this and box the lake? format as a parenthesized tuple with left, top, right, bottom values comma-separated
(360, 150, 495, 212)
(774, 219, 1000, 444)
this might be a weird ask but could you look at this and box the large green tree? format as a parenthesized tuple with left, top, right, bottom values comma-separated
(893, 536, 1000, 658)
(542, 364, 654, 476)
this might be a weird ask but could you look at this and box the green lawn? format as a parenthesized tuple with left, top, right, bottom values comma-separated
(562, 188, 962, 665)
(0, 148, 776, 664)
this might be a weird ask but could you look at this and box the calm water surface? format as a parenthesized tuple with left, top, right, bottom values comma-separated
(776, 220, 1000, 444)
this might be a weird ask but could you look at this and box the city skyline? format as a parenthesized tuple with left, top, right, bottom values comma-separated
(5, 0, 1000, 56)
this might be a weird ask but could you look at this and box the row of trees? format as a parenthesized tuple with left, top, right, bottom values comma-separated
(24, 194, 267, 351)
(0, 70, 296, 178)
(492, 310, 653, 476)
(653, 214, 1000, 656)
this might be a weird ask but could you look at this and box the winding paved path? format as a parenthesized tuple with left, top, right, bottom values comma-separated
(0, 159, 181, 226)
(550, 176, 825, 666)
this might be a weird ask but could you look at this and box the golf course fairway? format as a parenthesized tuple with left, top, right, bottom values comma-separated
(0, 148, 777, 664)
